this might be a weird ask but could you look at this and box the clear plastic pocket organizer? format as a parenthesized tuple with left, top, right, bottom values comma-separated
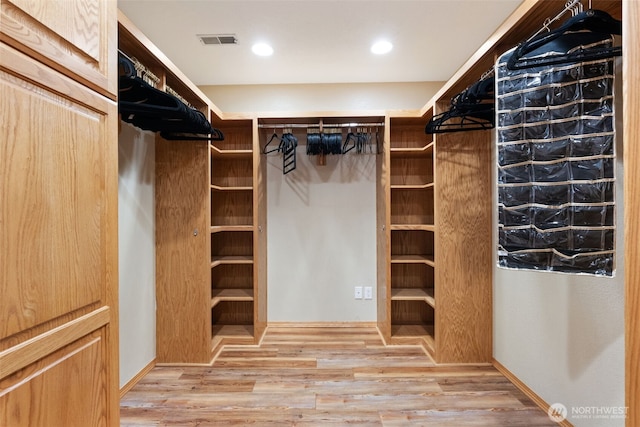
(496, 40, 616, 276)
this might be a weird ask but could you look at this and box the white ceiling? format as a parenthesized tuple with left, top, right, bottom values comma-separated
(118, 0, 524, 86)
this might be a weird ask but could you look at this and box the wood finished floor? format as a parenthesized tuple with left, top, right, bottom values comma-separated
(120, 327, 556, 426)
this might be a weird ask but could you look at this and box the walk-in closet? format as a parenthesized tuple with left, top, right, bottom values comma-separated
(1, 0, 638, 426)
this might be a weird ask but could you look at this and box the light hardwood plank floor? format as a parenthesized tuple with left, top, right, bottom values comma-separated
(120, 326, 556, 426)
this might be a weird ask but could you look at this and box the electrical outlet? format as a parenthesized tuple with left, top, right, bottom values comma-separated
(364, 286, 373, 300)
(354, 286, 363, 299)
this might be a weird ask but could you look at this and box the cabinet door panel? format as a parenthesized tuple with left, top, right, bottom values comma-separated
(156, 137, 210, 363)
(0, 0, 116, 97)
(1, 45, 115, 342)
(0, 329, 109, 427)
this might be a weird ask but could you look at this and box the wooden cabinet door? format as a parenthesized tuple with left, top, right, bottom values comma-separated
(155, 137, 211, 364)
(0, 0, 117, 98)
(0, 41, 118, 426)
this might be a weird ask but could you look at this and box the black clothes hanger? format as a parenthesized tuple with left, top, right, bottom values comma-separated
(263, 132, 281, 154)
(506, 9, 622, 70)
(280, 132, 297, 175)
(425, 105, 495, 134)
(342, 131, 358, 154)
(262, 130, 297, 174)
(425, 73, 495, 134)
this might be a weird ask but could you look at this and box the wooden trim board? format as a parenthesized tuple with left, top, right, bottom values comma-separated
(120, 358, 156, 398)
(493, 358, 573, 427)
(624, 1, 640, 425)
(266, 322, 378, 328)
(0, 307, 110, 379)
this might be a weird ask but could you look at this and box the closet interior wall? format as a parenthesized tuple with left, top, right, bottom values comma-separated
(260, 116, 380, 323)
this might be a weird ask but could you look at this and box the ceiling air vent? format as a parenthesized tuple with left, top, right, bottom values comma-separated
(198, 34, 238, 45)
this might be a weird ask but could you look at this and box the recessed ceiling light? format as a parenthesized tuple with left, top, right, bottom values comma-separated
(371, 40, 393, 55)
(252, 42, 273, 56)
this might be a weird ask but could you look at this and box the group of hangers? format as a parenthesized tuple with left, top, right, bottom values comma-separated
(263, 129, 298, 174)
(425, 0, 622, 135)
(306, 129, 343, 155)
(306, 128, 380, 155)
(118, 52, 224, 141)
(262, 126, 380, 174)
(342, 128, 379, 154)
(507, 0, 622, 70)
(425, 69, 495, 134)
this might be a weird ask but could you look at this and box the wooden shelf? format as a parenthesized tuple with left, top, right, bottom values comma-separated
(211, 288, 254, 308)
(212, 324, 254, 338)
(210, 145, 253, 159)
(211, 255, 254, 268)
(390, 224, 435, 232)
(390, 142, 434, 157)
(211, 225, 253, 233)
(211, 324, 255, 349)
(211, 184, 253, 191)
(390, 183, 434, 190)
(390, 324, 434, 346)
(391, 288, 435, 308)
(391, 255, 435, 267)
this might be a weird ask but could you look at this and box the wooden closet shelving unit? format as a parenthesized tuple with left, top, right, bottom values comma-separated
(380, 0, 625, 366)
(119, 12, 214, 365)
(119, 13, 267, 364)
(384, 115, 437, 354)
(209, 118, 265, 352)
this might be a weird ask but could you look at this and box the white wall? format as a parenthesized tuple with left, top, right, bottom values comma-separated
(266, 143, 377, 322)
(118, 122, 156, 388)
(200, 81, 443, 114)
(493, 62, 625, 426)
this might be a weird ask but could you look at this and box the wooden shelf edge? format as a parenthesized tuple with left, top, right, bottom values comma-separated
(211, 288, 254, 308)
(390, 255, 435, 267)
(390, 182, 434, 190)
(390, 141, 434, 155)
(211, 324, 255, 348)
(211, 255, 254, 268)
(211, 225, 253, 233)
(210, 145, 253, 158)
(389, 324, 435, 348)
(390, 224, 435, 232)
(210, 184, 253, 191)
(391, 288, 435, 308)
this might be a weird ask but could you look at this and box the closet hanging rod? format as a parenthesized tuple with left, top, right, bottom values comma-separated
(258, 122, 384, 129)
